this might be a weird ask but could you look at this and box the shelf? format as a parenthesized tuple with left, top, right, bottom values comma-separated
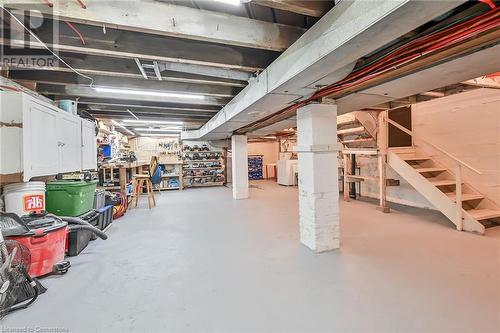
(184, 182, 224, 187)
(160, 161, 183, 165)
(159, 187, 180, 190)
(183, 167, 223, 170)
(183, 159, 221, 163)
(183, 175, 225, 179)
(183, 151, 221, 154)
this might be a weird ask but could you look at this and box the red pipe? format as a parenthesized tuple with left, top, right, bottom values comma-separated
(479, 0, 496, 9)
(243, 8, 500, 132)
(75, 0, 87, 9)
(64, 21, 86, 45)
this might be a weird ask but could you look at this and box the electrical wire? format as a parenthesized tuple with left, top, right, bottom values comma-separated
(1, 7, 95, 87)
(241, 6, 500, 132)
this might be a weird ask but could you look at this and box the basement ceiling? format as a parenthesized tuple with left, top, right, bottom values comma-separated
(1, 0, 335, 134)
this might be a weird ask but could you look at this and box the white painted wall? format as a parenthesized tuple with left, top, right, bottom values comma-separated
(413, 88, 500, 206)
(248, 142, 279, 178)
(358, 88, 500, 209)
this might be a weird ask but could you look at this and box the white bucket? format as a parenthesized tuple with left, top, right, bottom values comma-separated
(2, 181, 46, 217)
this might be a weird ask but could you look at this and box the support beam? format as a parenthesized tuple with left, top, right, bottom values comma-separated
(296, 103, 339, 252)
(1, 38, 263, 72)
(4, 0, 305, 51)
(35, 85, 230, 106)
(17, 74, 239, 98)
(158, 63, 253, 82)
(231, 135, 249, 200)
(5, 66, 246, 87)
(251, 0, 332, 17)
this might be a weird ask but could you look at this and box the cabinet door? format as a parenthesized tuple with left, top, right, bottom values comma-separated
(23, 101, 59, 180)
(81, 119, 97, 170)
(57, 112, 82, 173)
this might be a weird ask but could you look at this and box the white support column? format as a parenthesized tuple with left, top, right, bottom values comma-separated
(231, 135, 249, 200)
(296, 103, 339, 253)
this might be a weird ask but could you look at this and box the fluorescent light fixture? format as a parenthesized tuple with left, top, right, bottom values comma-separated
(213, 0, 242, 6)
(94, 87, 205, 100)
(140, 133, 180, 137)
(127, 109, 139, 120)
(122, 119, 183, 125)
(111, 120, 134, 136)
(134, 128, 182, 133)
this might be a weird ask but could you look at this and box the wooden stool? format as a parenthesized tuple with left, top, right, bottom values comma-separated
(131, 174, 156, 209)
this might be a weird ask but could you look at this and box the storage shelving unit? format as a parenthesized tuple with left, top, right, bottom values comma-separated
(248, 154, 264, 180)
(158, 161, 183, 191)
(182, 146, 226, 188)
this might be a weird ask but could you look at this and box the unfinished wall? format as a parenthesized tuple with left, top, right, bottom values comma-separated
(358, 156, 435, 209)
(358, 88, 500, 209)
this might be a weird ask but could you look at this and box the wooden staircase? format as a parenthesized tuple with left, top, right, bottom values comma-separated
(337, 113, 377, 149)
(388, 149, 500, 234)
(339, 109, 500, 234)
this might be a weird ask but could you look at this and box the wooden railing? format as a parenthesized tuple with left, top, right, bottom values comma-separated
(385, 117, 482, 231)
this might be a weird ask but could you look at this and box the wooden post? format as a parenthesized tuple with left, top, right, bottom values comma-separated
(343, 153, 350, 201)
(456, 161, 463, 231)
(377, 111, 390, 213)
(119, 167, 127, 193)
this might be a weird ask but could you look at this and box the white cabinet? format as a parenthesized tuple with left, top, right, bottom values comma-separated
(57, 112, 82, 173)
(22, 100, 59, 177)
(81, 119, 97, 170)
(0, 91, 97, 181)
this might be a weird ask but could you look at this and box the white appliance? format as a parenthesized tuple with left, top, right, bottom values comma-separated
(277, 159, 298, 186)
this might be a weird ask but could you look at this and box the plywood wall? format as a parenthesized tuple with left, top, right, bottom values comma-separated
(413, 88, 500, 206)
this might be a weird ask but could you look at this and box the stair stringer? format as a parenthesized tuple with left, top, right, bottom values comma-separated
(387, 151, 485, 234)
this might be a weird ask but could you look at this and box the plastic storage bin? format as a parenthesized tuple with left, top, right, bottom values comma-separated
(97, 205, 113, 230)
(78, 209, 100, 241)
(46, 180, 98, 216)
(93, 189, 106, 209)
(67, 227, 93, 256)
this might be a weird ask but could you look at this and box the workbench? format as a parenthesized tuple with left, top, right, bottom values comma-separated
(100, 161, 149, 192)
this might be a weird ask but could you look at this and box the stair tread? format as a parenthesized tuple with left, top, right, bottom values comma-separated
(445, 193, 484, 202)
(466, 209, 500, 221)
(414, 167, 447, 173)
(341, 138, 375, 144)
(338, 126, 366, 136)
(401, 156, 431, 161)
(430, 179, 463, 186)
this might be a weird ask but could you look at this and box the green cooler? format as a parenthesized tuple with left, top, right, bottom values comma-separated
(46, 180, 98, 216)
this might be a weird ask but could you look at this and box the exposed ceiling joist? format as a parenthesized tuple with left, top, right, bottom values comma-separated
(9, 72, 240, 97)
(251, 0, 332, 17)
(37, 85, 230, 106)
(0, 38, 262, 72)
(158, 62, 253, 82)
(3, 65, 246, 87)
(4, 0, 305, 51)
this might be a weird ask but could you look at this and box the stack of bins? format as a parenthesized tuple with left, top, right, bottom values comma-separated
(45, 180, 98, 256)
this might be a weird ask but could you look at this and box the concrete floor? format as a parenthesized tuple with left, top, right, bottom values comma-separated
(4, 181, 500, 332)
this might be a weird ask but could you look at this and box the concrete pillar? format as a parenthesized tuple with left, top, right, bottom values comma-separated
(231, 135, 249, 199)
(296, 103, 339, 252)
